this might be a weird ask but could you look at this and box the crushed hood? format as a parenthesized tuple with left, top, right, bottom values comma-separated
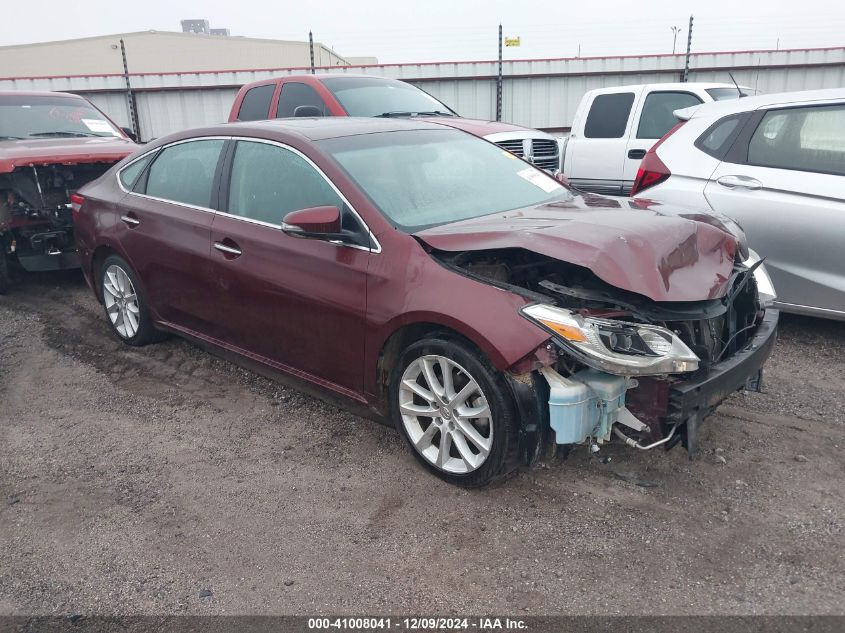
(414, 194, 738, 303)
(0, 137, 136, 174)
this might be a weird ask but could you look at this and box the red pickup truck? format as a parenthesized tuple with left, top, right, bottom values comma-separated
(0, 91, 136, 293)
(228, 74, 561, 173)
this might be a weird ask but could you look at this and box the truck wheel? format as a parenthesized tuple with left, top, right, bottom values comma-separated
(390, 334, 521, 487)
(0, 243, 9, 295)
(100, 255, 159, 346)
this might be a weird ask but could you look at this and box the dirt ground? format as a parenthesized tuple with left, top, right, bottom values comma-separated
(0, 271, 843, 616)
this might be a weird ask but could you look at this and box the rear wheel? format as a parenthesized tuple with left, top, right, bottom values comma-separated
(390, 335, 520, 487)
(100, 255, 159, 346)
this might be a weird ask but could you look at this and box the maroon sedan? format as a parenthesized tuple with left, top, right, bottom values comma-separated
(74, 118, 777, 487)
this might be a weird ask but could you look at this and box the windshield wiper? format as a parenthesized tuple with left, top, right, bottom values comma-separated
(0, 135, 25, 140)
(375, 110, 456, 118)
(28, 131, 103, 138)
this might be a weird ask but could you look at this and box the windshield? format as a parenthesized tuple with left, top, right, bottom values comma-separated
(706, 87, 754, 101)
(321, 77, 455, 118)
(0, 94, 122, 139)
(319, 129, 571, 231)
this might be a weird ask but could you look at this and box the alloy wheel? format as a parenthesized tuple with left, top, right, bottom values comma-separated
(398, 355, 493, 474)
(103, 264, 141, 339)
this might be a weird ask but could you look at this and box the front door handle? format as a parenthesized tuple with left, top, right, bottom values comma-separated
(120, 214, 140, 227)
(214, 241, 242, 258)
(716, 175, 762, 190)
(627, 148, 647, 160)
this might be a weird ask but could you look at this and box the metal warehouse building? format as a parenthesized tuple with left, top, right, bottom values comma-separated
(0, 31, 357, 76)
(1, 34, 843, 141)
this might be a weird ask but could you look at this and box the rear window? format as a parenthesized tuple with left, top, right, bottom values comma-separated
(747, 104, 845, 176)
(237, 84, 275, 121)
(144, 139, 224, 207)
(636, 91, 702, 139)
(584, 93, 635, 139)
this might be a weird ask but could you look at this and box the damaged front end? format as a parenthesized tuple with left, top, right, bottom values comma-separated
(0, 162, 113, 274)
(434, 246, 778, 460)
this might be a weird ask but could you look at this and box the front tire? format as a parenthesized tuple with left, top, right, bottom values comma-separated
(389, 335, 521, 487)
(100, 255, 159, 346)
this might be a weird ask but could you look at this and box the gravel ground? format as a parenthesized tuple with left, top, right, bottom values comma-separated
(0, 271, 843, 616)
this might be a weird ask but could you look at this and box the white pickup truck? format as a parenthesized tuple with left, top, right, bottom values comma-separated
(562, 82, 752, 195)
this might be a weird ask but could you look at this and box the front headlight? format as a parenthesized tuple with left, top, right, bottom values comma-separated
(745, 249, 777, 308)
(521, 304, 699, 376)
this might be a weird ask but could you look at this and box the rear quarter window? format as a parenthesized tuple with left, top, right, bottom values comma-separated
(118, 154, 153, 190)
(694, 114, 745, 159)
(584, 92, 635, 139)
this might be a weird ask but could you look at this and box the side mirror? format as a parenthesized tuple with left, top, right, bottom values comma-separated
(121, 127, 138, 142)
(282, 205, 342, 238)
(293, 105, 324, 118)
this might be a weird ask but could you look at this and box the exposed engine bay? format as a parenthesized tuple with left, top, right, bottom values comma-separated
(0, 162, 113, 277)
(432, 246, 777, 458)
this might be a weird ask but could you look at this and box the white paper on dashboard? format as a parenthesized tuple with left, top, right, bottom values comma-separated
(516, 167, 562, 193)
(81, 119, 118, 135)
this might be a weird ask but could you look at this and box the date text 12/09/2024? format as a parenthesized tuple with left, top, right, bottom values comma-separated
(307, 618, 528, 630)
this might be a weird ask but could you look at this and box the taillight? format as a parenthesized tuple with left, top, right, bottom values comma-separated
(630, 121, 685, 197)
(70, 193, 84, 219)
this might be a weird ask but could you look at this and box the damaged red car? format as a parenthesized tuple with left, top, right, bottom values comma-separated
(0, 91, 136, 293)
(74, 118, 778, 487)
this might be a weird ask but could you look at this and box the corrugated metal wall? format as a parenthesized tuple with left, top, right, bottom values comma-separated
(3, 47, 843, 141)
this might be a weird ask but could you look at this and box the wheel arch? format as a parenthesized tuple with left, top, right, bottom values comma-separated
(371, 313, 518, 413)
(90, 245, 123, 303)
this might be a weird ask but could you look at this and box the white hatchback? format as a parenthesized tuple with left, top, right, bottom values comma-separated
(631, 88, 845, 321)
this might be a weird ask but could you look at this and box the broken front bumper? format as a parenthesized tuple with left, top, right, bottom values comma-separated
(514, 309, 778, 460)
(669, 308, 778, 451)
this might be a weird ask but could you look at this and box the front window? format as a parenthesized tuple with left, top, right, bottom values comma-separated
(320, 77, 454, 118)
(0, 94, 122, 140)
(319, 129, 571, 231)
(636, 92, 702, 139)
(227, 140, 342, 225)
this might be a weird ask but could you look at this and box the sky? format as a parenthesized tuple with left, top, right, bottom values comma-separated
(3, 0, 844, 64)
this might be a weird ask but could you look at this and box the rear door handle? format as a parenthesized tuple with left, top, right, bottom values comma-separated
(120, 214, 140, 227)
(716, 175, 762, 190)
(627, 149, 647, 160)
(214, 241, 242, 258)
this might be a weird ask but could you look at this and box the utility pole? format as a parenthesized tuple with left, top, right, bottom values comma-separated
(670, 26, 681, 54)
(496, 24, 503, 122)
(119, 39, 141, 141)
(682, 15, 694, 82)
(309, 31, 315, 74)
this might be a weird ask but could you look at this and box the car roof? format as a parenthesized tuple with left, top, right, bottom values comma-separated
(587, 82, 743, 94)
(238, 73, 402, 90)
(0, 90, 86, 99)
(163, 117, 454, 144)
(679, 87, 845, 120)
